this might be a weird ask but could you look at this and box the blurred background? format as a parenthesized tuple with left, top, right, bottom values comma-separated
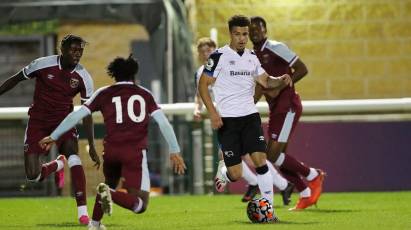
(0, 0, 410, 198)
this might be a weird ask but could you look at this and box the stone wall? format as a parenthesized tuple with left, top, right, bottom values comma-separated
(193, 0, 411, 99)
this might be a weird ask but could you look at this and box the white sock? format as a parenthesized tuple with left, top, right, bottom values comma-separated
(257, 170, 274, 204)
(267, 160, 287, 190)
(56, 159, 64, 171)
(306, 168, 319, 181)
(77, 205, 88, 218)
(91, 220, 100, 227)
(300, 187, 311, 198)
(133, 197, 144, 213)
(241, 161, 257, 186)
(274, 152, 285, 166)
(221, 166, 231, 182)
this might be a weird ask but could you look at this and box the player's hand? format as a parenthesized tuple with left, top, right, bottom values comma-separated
(170, 153, 186, 175)
(210, 112, 223, 130)
(39, 136, 56, 151)
(88, 144, 101, 169)
(279, 74, 293, 87)
(193, 108, 203, 122)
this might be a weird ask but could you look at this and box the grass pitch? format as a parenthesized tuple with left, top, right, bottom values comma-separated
(0, 191, 410, 230)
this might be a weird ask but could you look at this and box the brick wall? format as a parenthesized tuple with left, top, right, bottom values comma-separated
(193, 0, 411, 99)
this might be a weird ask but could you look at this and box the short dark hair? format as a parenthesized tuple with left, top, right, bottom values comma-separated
(107, 54, 139, 82)
(250, 16, 267, 29)
(61, 34, 87, 49)
(228, 15, 250, 31)
(197, 37, 217, 50)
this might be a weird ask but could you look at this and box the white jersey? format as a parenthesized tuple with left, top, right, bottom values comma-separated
(195, 65, 214, 100)
(202, 45, 265, 117)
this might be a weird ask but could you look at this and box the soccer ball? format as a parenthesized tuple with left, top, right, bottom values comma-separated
(246, 197, 277, 223)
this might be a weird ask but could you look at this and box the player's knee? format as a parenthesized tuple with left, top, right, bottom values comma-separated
(255, 164, 269, 175)
(133, 197, 148, 214)
(229, 170, 242, 181)
(67, 154, 82, 168)
(136, 205, 147, 214)
(266, 149, 281, 163)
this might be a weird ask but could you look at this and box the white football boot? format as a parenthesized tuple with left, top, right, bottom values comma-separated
(214, 160, 227, 192)
(97, 183, 113, 216)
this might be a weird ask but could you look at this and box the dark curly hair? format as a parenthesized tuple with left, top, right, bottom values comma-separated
(107, 54, 139, 82)
(61, 34, 87, 49)
(228, 15, 250, 32)
(250, 16, 267, 29)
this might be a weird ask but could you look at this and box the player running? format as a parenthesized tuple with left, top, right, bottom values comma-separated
(249, 16, 325, 210)
(0, 34, 98, 224)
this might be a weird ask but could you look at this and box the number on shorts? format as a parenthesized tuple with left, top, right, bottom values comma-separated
(112, 95, 146, 123)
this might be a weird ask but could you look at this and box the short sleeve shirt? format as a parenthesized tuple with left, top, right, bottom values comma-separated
(202, 45, 265, 117)
(23, 55, 94, 122)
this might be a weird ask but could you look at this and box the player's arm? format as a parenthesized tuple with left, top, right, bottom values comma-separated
(39, 106, 90, 150)
(80, 100, 100, 168)
(0, 71, 26, 96)
(254, 84, 264, 104)
(198, 73, 222, 129)
(193, 90, 204, 122)
(290, 58, 308, 84)
(151, 110, 186, 175)
(256, 72, 292, 89)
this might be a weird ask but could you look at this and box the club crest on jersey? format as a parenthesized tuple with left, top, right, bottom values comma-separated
(205, 58, 214, 71)
(70, 78, 79, 88)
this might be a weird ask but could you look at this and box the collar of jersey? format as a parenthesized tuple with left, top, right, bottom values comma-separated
(115, 81, 134, 85)
(58, 55, 78, 74)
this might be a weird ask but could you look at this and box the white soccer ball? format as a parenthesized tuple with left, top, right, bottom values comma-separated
(246, 197, 278, 223)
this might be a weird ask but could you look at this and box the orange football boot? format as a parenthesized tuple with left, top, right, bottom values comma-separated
(288, 197, 316, 211)
(308, 169, 326, 204)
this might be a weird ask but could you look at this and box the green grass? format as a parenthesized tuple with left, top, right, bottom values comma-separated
(1, 192, 411, 230)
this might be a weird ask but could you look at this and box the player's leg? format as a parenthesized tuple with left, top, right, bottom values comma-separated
(243, 113, 273, 204)
(90, 147, 149, 230)
(24, 121, 65, 183)
(267, 131, 315, 210)
(215, 149, 259, 199)
(89, 154, 121, 229)
(60, 137, 89, 224)
(267, 108, 324, 210)
(268, 141, 308, 191)
(240, 155, 258, 202)
(112, 148, 150, 214)
(215, 118, 243, 192)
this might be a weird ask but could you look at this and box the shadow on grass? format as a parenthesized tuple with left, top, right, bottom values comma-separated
(235, 220, 320, 225)
(37, 223, 124, 228)
(303, 209, 359, 213)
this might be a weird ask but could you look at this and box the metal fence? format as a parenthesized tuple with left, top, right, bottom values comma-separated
(0, 98, 410, 197)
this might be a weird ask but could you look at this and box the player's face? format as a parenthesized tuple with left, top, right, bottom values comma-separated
(198, 45, 215, 64)
(61, 42, 84, 66)
(249, 22, 266, 44)
(230, 26, 249, 51)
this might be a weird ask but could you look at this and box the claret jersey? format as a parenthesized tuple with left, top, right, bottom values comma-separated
(84, 82, 160, 149)
(23, 55, 94, 122)
(253, 39, 300, 113)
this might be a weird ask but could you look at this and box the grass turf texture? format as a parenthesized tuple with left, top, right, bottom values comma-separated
(0, 192, 410, 230)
